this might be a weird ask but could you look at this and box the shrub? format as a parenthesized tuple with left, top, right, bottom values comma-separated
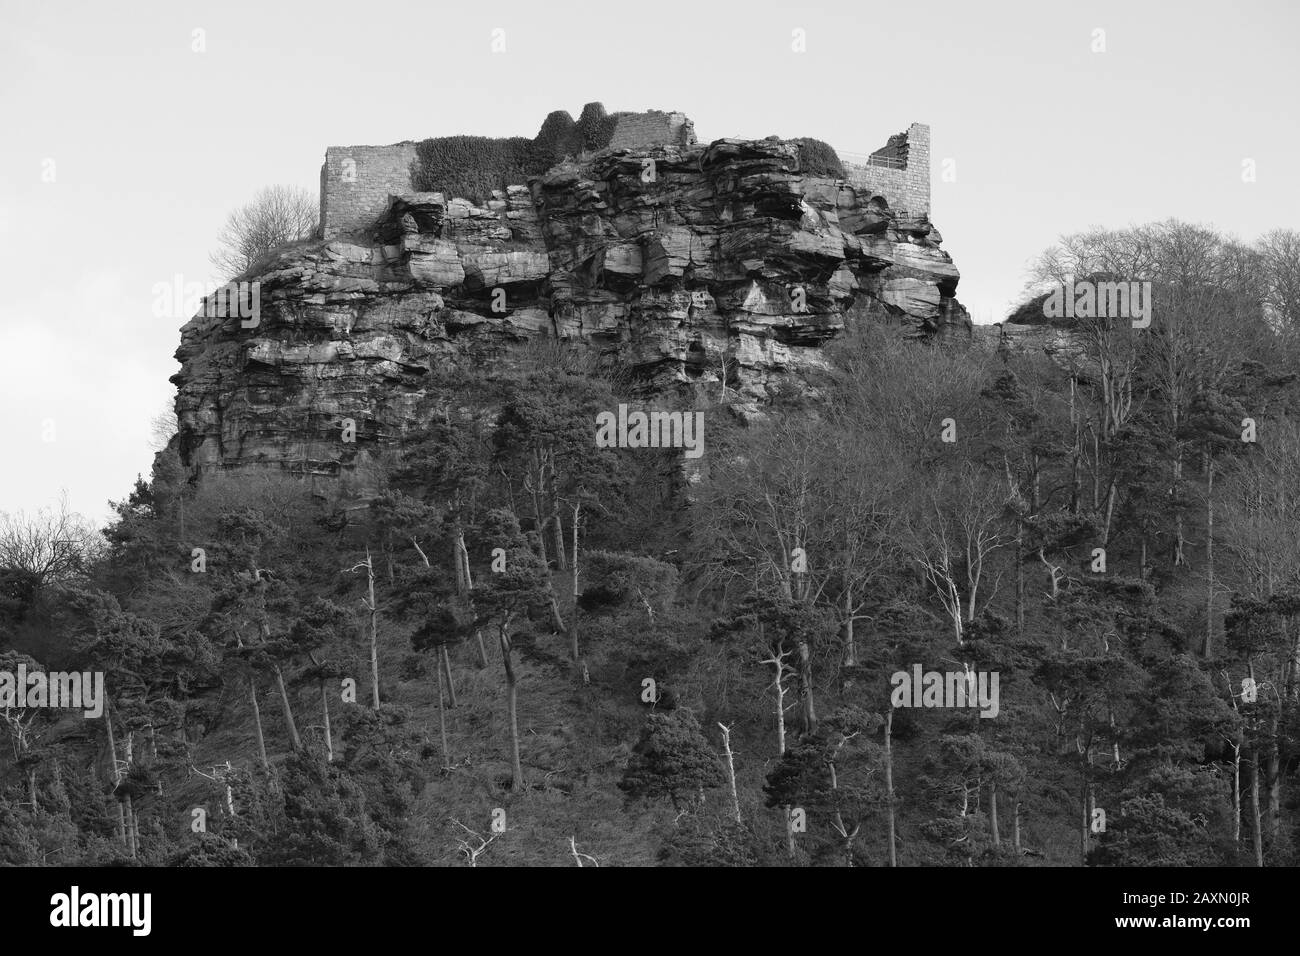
(533, 110, 577, 164)
(575, 101, 619, 152)
(411, 135, 535, 204)
(618, 711, 724, 810)
(581, 550, 678, 614)
(792, 137, 846, 178)
(412, 103, 624, 203)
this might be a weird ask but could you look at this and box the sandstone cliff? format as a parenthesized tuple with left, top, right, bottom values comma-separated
(172, 136, 969, 480)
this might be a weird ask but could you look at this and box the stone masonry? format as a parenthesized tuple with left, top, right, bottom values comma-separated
(841, 123, 930, 217)
(319, 117, 931, 239)
(320, 142, 419, 240)
(608, 110, 696, 150)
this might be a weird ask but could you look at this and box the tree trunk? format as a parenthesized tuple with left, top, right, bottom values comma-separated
(436, 658, 450, 771)
(547, 589, 566, 635)
(842, 587, 857, 666)
(568, 609, 580, 662)
(1013, 795, 1022, 854)
(249, 679, 269, 770)
(1172, 426, 1186, 564)
(718, 724, 742, 825)
(797, 640, 817, 735)
(458, 533, 476, 591)
(1080, 777, 1089, 865)
(114, 799, 129, 851)
(1014, 527, 1025, 637)
(885, 709, 897, 867)
(273, 665, 302, 751)
(1250, 748, 1264, 867)
(1286, 619, 1300, 702)
(569, 503, 583, 669)
(531, 451, 549, 565)
(1267, 725, 1280, 840)
(124, 793, 138, 859)
(1069, 377, 1081, 513)
(439, 644, 457, 708)
(366, 558, 381, 711)
(990, 780, 1001, 850)
(549, 491, 567, 572)
(319, 680, 334, 762)
(452, 534, 465, 590)
(105, 700, 127, 847)
(459, 534, 490, 669)
(501, 627, 525, 790)
(1230, 743, 1240, 845)
(1101, 479, 1118, 546)
(960, 784, 974, 867)
(1203, 454, 1215, 656)
(828, 751, 857, 868)
(772, 664, 787, 756)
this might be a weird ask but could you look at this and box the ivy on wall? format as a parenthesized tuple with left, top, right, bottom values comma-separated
(413, 102, 621, 203)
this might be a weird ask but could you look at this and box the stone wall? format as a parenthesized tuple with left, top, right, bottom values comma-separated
(319, 113, 695, 237)
(842, 122, 930, 217)
(320, 143, 419, 238)
(318, 117, 929, 236)
(608, 110, 696, 150)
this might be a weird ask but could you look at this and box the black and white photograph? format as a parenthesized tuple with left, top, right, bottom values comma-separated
(1, 0, 1296, 935)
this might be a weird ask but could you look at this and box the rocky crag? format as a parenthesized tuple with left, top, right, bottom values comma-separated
(172, 114, 970, 482)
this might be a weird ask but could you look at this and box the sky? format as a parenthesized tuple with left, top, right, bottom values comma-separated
(1, 0, 1297, 524)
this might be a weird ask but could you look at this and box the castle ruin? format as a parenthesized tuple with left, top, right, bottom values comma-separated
(318, 111, 929, 238)
(840, 122, 931, 218)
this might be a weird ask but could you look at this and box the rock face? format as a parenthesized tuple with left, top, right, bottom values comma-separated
(972, 319, 1088, 363)
(172, 135, 969, 481)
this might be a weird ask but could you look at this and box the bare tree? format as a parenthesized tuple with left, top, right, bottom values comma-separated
(912, 465, 1009, 644)
(819, 423, 908, 666)
(149, 400, 178, 453)
(692, 417, 821, 603)
(1257, 229, 1300, 334)
(346, 551, 382, 711)
(717, 723, 742, 825)
(0, 493, 100, 584)
(568, 836, 599, 867)
(1220, 417, 1300, 597)
(1024, 224, 1157, 294)
(210, 185, 319, 280)
(451, 819, 500, 867)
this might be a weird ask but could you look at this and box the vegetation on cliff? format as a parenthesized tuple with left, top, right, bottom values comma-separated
(792, 137, 846, 179)
(413, 102, 621, 203)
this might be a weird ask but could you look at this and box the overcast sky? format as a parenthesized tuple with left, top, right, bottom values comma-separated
(2, 0, 1297, 524)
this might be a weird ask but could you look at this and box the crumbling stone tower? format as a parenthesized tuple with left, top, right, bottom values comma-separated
(840, 122, 931, 218)
(319, 142, 420, 240)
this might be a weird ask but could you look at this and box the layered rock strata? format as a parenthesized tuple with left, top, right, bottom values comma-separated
(173, 136, 968, 479)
